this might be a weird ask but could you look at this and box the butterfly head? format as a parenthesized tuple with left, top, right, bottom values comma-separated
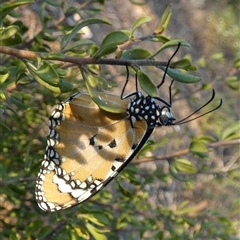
(159, 106, 175, 126)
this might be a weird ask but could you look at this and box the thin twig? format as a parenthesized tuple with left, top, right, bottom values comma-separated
(133, 139, 240, 164)
(0, 45, 168, 67)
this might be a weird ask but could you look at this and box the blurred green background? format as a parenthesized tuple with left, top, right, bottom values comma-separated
(0, 0, 239, 239)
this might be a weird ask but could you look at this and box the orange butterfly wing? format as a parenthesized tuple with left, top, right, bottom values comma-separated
(35, 92, 150, 211)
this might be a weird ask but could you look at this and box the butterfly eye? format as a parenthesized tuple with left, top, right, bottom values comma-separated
(160, 106, 175, 126)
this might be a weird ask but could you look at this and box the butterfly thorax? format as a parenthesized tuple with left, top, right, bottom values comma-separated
(126, 91, 175, 128)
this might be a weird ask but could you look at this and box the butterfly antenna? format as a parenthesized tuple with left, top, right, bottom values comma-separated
(121, 65, 130, 99)
(174, 89, 223, 125)
(168, 79, 174, 106)
(135, 70, 139, 92)
(157, 42, 181, 89)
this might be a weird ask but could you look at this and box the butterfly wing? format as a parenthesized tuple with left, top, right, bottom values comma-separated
(35, 92, 152, 212)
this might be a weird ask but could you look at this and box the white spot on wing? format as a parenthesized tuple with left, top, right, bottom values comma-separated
(53, 174, 72, 193)
(71, 189, 86, 198)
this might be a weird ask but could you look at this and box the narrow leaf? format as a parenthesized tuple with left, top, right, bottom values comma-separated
(92, 45, 118, 59)
(85, 223, 107, 240)
(93, 31, 129, 58)
(159, 66, 201, 83)
(131, 16, 151, 37)
(61, 18, 111, 49)
(88, 75, 108, 90)
(0, 32, 22, 46)
(194, 135, 215, 143)
(121, 48, 152, 60)
(117, 181, 132, 198)
(81, 69, 126, 113)
(86, 89, 126, 113)
(154, 4, 172, 34)
(225, 76, 239, 90)
(149, 39, 190, 59)
(169, 160, 189, 182)
(174, 158, 197, 174)
(63, 39, 95, 52)
(138, 70, 158, 97)
(35, 60, 59, 85)
(221, 121, 240, 140)
(0, 25, 19, 40)
(189, 141, 208, 153)
(0, 66, 9, 84)
(170, 59, 197, 71)
(0, 121, 11, 131)
(0, 0, 33, 23)
(25, 61, 73, 93)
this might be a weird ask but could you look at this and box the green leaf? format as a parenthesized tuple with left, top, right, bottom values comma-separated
(28, 60, 59, 85)
(63, 39, 95, 52)
(121, 48, 152, 60)
(80, 68, 127, 113)
(37, 30, 57, 42)
(174, 158, 197, 174)
(93, 31, 129, 58)
(85, 223, 107, 240)
(154, 4, 172, 34)
(0, 121, 11, 131)
(131, 16, 152, 37)
(211, 52, 224, 62)
(221, 121, 240, 140)
(88, 212, 110, 226)
(225, 76, 239, 90)
(42, 52, 65, 60)
(82, 214, 105, 227)
(170, 59, 197, 71)
(169, 160, 189, 182)
(12, 20, 28, 35)
(11, 95, 27, 109)
(234, 55, 240, 68)
(160, 66, 201, 83)
(61, 18, 111, 49)
(150, 34, 170, 43)
(149, 39, 190, 59)
(26, 220, 43, 235)
(88, 75, 108, 90)
(117, 181, 132, 198)
(189, 136, 212, 158)
(1, 32, 22, 46)
(35, 226, 52, 239)
(0, 0, 33, 23)
(25, 61, 73, 93)
(67, 223, 90, 239)
(138, 70, 158, 97)
(0, 25, 19, 40)
(0, 25, 23, 46)
(93, 45, 118, 58)
(189, 140, 208, 154)
(6, 104, 18, 115)
(87, 90, 126, 114)
(0, 66, 9, 84)
(57, 79, 74, 93)
(137, 139, 165, 157)
(194, 135, 216, 143)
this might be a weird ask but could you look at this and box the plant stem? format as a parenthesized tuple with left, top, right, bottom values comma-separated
(0, 45, 168, 68)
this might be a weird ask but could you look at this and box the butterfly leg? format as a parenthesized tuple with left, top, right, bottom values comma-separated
(121, 65, 139, 100)
(157, 42, 181, 89)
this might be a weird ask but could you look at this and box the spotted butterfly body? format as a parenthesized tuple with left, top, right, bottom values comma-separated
(35, 91, 174, 212)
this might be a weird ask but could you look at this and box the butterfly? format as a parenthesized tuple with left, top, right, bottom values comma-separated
(35, 44, 222, 212)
